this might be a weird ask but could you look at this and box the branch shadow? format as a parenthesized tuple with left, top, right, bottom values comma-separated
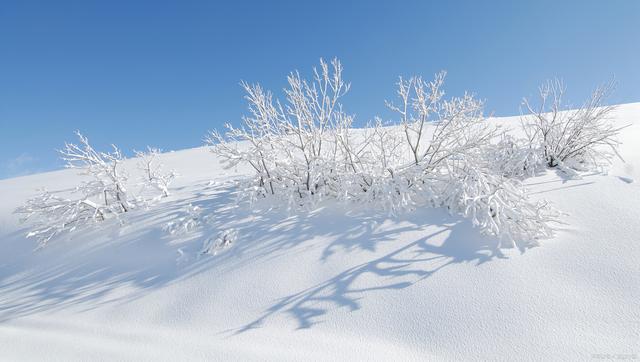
(524, 169, 602, 197)
(1, 181, 414, 323)
(0, 182, 240, 323)
(1, 179, 519, 332)
(234, 207, 508, 333)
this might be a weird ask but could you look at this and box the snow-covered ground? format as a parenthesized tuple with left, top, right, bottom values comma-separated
(1, 104, 639, 361)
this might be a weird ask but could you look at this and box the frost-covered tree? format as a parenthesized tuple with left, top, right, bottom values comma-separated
(15, 189, 109, 247)
(380, 73, 555, 246)
(16, 131, 133, 246)
(430, 154, 556, 247)
(488, 135, 545, 179)
(135, 147, 176, 199)
(207, 58, 354, 208)
(60, 131, 131, 212)
(521, 79, 625, 171)
(207, 59, 557, 247)
(385, 72, 497, 170)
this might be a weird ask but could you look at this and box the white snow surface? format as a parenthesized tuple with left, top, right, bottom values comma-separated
(1, 104, 639, 361)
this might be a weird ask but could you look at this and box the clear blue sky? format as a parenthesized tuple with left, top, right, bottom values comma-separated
(1, 0, 639, 179)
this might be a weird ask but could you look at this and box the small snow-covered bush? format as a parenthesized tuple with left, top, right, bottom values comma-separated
(488, 135, 545, 179)
(521, 79, 625, 171)
(15, 189, 109, 246)
(17, 134, 178, 247)
(201, 229, 237, 255)
(207, 58, 354, 209)
(163, 204, 209, 236)
(61, 131, 132, 212)
(207, 59, 557, 247)
(349, 72, 554, 246)
(135, 147, 177, 200)
(16, 132, 133, 246)
(437, 165, 555, 247)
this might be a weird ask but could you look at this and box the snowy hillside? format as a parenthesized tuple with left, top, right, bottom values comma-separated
(1, 103, 639, 361)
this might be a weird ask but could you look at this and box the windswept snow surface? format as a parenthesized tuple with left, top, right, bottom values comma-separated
(1, 104, 639, 361)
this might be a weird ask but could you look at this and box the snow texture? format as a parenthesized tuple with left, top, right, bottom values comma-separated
(0, 103, 639, 361)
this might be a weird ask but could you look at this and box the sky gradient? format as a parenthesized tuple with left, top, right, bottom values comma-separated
(1, 0, 639, 178)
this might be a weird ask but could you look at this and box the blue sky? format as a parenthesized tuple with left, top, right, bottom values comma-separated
(1, 0, 639, 179)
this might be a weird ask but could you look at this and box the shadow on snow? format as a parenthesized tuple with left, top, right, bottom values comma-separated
(1, 174, 586, 330)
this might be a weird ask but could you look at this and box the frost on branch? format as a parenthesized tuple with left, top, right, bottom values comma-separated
(435, 164, 556, 248)
(15, 131, 133, 246)
(206, 59, 558, 247)
(521, 79, 626, 173)
(380, 75, 555, 246)
(384, 71, 497, 174)
(488, 135, 545, 179)
(135, 147, 177, 200)
(60, 131, 131, 212)
(206, 58, 353, 209)
(15, 189, 107, 247)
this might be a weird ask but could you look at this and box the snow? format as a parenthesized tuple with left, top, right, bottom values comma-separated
(1, 103, 639, 361)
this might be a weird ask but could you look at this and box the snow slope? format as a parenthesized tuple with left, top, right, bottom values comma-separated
(1, 104, 639, 361)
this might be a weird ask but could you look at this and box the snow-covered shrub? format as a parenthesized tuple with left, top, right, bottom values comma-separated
(488, 135, 545, 179)
(135, 147, 177, 200)
(521, 79, 625, 171)
(163, 204, 208, 236)
(201, 229, 238, 255)
(16, 132, 133, 246)
(385, 72, 498, 170)
(207, 59, 557, 246)
(436, 164, 555, 247)
(15, 189, 109, 247)
(17, 133, 184, 246)
(207, 58, 354, 209)
(60, 131, 131, 212)
(380, 76, 556, 245)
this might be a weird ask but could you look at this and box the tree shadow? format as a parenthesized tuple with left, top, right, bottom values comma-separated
(1, 180, 517, 331)
(234, 207, 509, 333)
(0, 182, 238, 323)
(523, 169, 599, 196)
(1, 181, 396, 323)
